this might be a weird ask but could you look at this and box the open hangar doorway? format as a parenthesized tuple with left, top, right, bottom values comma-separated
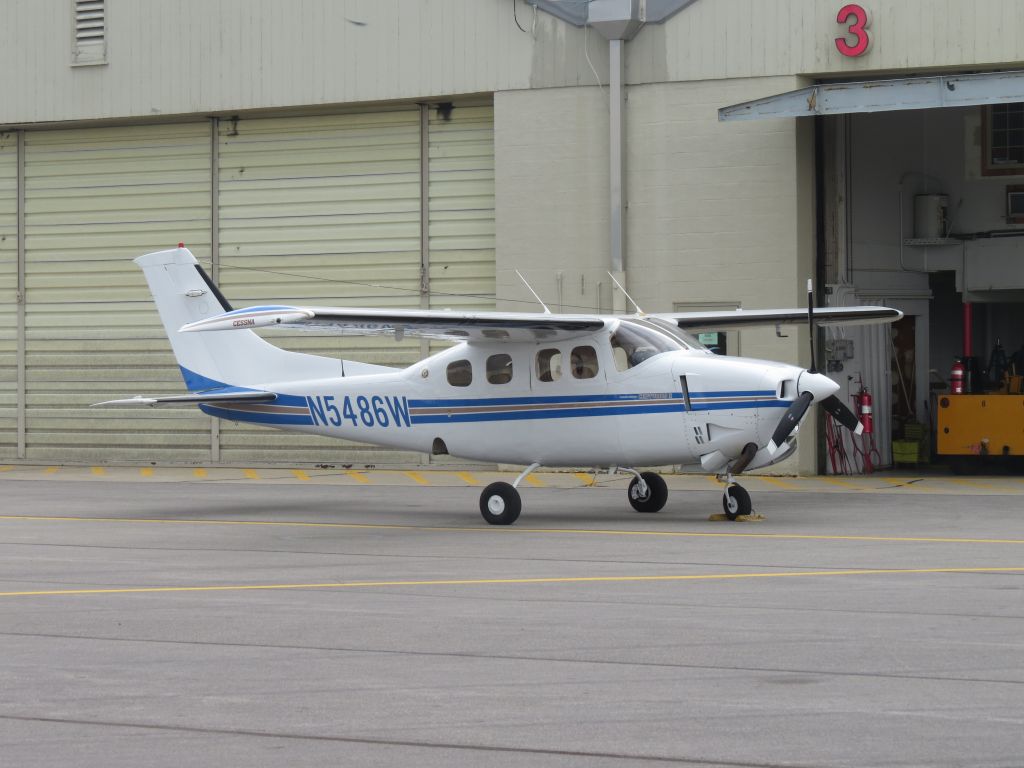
(724, 72, 1024, 474)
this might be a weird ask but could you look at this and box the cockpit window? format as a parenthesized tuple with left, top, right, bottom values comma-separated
(645, 317, 708, 351)
(610, 320, 682, 371)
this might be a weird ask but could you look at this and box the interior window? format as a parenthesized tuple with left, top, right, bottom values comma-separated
(570, 346, 599, 379)
(446, 359, 472, 387)
(536, 348, 562, 382)
(486, 353, 513, 384)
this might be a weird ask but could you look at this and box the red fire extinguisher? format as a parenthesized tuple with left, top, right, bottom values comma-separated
(951, 359, 964, 394)
(855, 386, 874, 434)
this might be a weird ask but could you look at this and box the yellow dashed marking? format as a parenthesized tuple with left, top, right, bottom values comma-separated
(456, 472, 478, 486)
(139, 468, 154, 478)
(44, 467, 59, 475)
(291, 469, 310, 481)
(4, 515, 1024, 545)
(0, 466, 13, 472)
(192, 468, 207, 479)
(404, 471, 430, 486)
(575, 472, 596, 487)
(525, 475, 546, 488)
(755, 476, 799, 490)
(4, 567, 1024, 599)
(346, 470, 369, 484)
(243, 469, 260, 481)
(90, 467, 106, 477)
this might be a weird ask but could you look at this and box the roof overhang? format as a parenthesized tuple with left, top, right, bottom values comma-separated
(529, 0, 699, 34)
(719, 70, 1024, 121)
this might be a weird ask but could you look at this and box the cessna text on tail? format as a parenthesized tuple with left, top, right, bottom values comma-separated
(97, 247, 901, 524)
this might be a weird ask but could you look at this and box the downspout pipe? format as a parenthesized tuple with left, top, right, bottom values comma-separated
(589, 0, 645, 313)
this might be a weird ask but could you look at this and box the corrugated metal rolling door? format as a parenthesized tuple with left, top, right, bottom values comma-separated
(216, 110, 425, 464)
(428, 103, 496, 312)
(23, 123, 212, 462)
(0, 133, 16, 459)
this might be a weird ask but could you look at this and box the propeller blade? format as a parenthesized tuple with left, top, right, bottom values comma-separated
(766, 391, 813, 455)
(820, 394, 864, 435)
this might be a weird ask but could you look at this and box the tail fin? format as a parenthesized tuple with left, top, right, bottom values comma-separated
(136, 247, 348, 390)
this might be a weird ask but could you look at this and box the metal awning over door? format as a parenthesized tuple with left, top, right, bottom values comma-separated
(720, 69, 1024, 121)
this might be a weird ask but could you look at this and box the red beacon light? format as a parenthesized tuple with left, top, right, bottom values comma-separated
(178, 242, 185, 248)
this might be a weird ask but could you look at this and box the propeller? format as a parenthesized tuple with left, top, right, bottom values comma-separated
(820, 394, 864, 435)
(807, 278, 817, 373)
(766, 390, 813, 455)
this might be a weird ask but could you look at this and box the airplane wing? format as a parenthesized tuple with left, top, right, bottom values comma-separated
(94, 387, 276, 408)
(179, 305, 607, 342)
(653, 306, 902, 332)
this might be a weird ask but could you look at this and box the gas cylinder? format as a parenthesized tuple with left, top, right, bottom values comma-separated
(951, 359, 965, 394)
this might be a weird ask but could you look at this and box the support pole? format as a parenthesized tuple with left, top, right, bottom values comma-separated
(609, 38, 627, 313)
(16, 130, 26, 459)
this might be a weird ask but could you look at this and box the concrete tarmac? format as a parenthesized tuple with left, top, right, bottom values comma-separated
(1, 469, 1023, 767)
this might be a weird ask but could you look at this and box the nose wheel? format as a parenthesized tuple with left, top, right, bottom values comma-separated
(722, 484, 751, 520)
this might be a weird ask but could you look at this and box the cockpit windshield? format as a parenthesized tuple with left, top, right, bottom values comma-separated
(610, 319, 686, 371)
(644, 317, 709, 351)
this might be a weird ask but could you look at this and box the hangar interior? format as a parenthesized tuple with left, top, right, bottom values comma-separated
(818, 98, 1024, 472)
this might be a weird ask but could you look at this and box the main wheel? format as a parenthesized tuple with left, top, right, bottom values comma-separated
(479, 482, 522, 525)
(722, 484, 752, 520)
(628, 472, 668, 513)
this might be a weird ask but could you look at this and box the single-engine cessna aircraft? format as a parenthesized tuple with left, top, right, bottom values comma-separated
(98, 246, 901, 523)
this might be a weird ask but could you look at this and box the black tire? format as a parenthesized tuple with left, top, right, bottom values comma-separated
(722, 484, 752, 520)
(628, 472, 668, 513)
(479, 482, 522, 525)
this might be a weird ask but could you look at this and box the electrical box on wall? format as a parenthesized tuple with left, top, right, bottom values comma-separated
(826, 338, 855, 372)
(1006, 185, 1024, 224)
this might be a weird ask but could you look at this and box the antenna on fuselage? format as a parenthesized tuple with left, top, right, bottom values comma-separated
(515, 270, 552, 314)
(607, 271, 644, 315)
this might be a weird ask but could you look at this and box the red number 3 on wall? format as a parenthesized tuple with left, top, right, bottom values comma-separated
(835, 4, 872, 57)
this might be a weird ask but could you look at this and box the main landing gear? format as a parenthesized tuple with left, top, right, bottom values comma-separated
(479, 464, 671, 525)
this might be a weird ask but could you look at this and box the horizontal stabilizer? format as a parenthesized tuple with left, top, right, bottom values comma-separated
(93, 388, 276, 408)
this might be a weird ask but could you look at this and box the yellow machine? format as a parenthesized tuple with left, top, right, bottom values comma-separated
(936, 395, 1024, 456)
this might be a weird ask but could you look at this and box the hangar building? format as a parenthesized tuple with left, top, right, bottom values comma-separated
(1, 0, 1022, 473)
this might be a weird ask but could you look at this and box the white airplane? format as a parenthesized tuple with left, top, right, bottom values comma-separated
(99, 246, 901, 524)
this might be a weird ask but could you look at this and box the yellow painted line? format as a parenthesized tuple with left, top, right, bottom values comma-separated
(3, 515, 1024, 546)
(946, 478, 1019, 492)
(44, 466, 59, 475)
(4, 566, 1024, 599)
(291, 469, 310, 481)
(525, 474, 546, 488)
(575, 472, 595, 487)
(192, 468, 207, 479)
(139, 468, 154, 478)
(90, 467, 106, 477)
(455, 472, 478, 486)
(708, 475, 726, 487)
(404, 471, 431, 486)
(0, 466, 14, 472)
(756, 476, 800, 491)
(818, 476, 861, 490)
(346, 470, 369, 484)
(243, 469, 260, 481)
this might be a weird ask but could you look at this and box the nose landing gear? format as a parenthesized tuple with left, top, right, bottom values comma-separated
(721, 483, 752, 520)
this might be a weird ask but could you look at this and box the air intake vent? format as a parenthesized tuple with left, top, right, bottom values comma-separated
(72, 0, 106, 65)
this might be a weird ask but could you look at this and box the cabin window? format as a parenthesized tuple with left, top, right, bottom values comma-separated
(536, 348, 562, 382)
(446, 359, 472, 387)
(570, 346, 599, 379)
(486, 353, 513, 384)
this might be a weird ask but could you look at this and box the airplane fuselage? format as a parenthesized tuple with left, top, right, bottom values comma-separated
(200, 332, 806, 470)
